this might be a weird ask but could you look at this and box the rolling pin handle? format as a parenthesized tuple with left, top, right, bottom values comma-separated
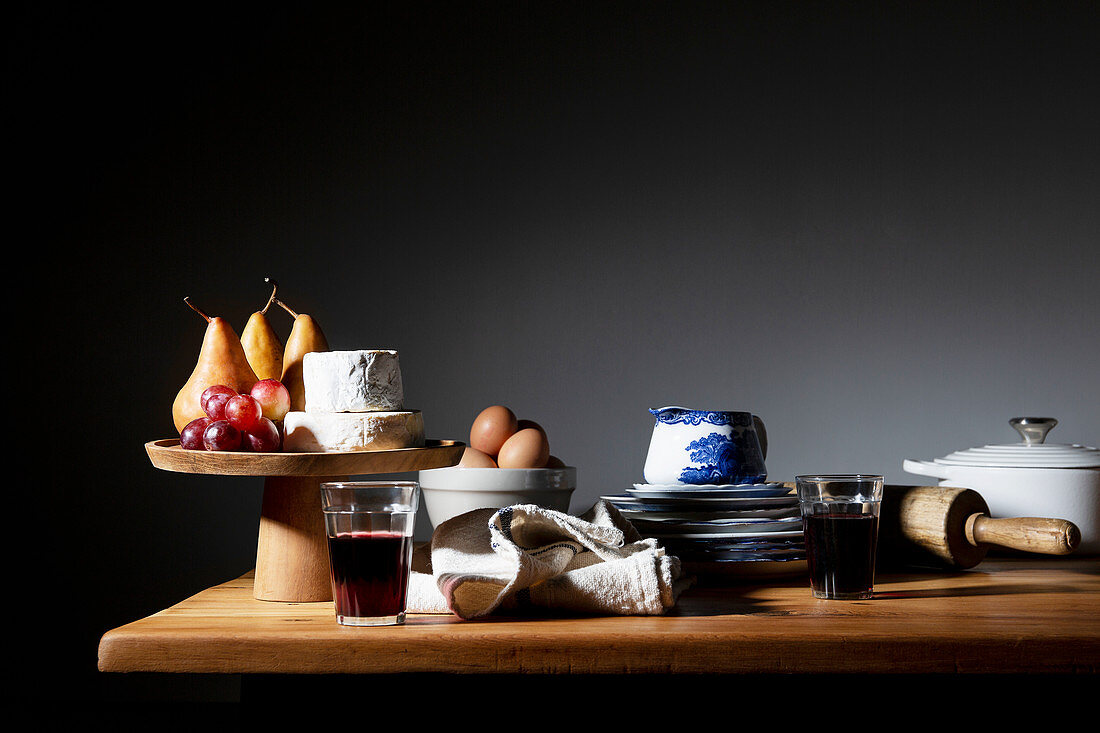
(965, 514, 1081, 555)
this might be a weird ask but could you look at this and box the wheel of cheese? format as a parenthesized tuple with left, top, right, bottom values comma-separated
(283, 410, 425, 452)
(302, 350, 404, 413)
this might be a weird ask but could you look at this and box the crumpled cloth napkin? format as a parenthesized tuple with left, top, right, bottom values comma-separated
(407, 500, 693, 618)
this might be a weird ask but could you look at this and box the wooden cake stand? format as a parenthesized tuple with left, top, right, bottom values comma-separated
(145, 439, 465, 602)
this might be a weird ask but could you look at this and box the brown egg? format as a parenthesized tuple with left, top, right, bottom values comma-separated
(497, 428, 551, 468)
(458, 447, 498, 468)
(545, 455, 566, 468)
(516, 420, 549, 454)
(469, 405, 518, 456)
(517, 418, 545, 434)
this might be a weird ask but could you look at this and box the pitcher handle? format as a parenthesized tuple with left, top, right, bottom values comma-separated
(752, 415, 768, 460)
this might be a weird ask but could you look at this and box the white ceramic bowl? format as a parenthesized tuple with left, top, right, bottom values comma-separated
(418, 466, 577, 528)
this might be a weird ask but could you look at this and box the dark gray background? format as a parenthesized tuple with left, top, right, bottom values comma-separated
(15, 1, 1097, 708)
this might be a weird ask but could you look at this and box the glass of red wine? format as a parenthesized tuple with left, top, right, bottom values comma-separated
(320, 481, 420, 626)
(795, 475, 884, 600)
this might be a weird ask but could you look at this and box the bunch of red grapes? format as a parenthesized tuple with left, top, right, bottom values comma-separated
(180, 379, 291, 452)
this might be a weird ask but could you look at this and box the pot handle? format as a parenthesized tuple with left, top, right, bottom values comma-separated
(902, 459, 950, 480)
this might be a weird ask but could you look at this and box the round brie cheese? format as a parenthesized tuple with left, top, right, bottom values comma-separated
(282, 410, 425, 452)
(302, 349, 404, 413)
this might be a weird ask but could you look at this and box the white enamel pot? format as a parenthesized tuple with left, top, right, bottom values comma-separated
(903, 417, 1100, 555)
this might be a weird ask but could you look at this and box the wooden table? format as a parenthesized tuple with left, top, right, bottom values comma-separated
(98, 558, 1099, 676)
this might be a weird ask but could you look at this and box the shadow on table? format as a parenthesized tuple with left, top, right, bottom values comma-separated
(665, 570, 1097, 614)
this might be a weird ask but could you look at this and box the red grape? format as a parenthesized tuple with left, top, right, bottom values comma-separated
(250, 379, 291, 421)
(225, 394, 262, 431)
(203, 420, 242, 451)
(180, 417, 212, 450)
(201, 385, 237, 421)
(242, 417, 281, 452)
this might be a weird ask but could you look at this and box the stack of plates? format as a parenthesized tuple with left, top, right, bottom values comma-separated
(602, 482, 806, 578)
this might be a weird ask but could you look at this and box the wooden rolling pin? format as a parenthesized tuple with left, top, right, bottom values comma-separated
(877, 485, 1081, 569)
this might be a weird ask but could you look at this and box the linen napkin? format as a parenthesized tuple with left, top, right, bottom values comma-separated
(407, 500, 692, 618)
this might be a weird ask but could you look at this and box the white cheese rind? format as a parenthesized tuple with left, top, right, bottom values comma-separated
(282, 410, 426, 453)
(302, 350, 404, 413)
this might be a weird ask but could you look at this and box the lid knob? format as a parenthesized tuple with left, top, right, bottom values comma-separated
(1010, 417, 1058, 446)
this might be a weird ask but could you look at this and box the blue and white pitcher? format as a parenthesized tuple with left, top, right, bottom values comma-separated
(643, 407, 768, 485)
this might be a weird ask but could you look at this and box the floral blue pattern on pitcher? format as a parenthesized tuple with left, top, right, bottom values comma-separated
(643, 407, 767, 485)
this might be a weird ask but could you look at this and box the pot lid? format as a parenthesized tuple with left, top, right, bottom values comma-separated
(935, 417, 1100, 468)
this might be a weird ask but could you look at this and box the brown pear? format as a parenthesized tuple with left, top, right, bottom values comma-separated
(241, 278, 284, 381)
(172, 298, 260, 432)
(276, 297, 329, 411)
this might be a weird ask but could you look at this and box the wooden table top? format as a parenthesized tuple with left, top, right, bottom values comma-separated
(98, 558, 1100, 675)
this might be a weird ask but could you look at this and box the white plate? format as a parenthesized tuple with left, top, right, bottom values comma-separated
(629, 483, 792, 499)
(644, 529, 805, 541)
(679, 558, 808, 579)
(660, 534, 809, 545)
(673, 547, 807, 561)
(602, 494, 798, 510)
(615, 507, 800, 522)
(630, 517, 802, 533)
(635, 482, 786, 490)
(628, 511, 801, 524)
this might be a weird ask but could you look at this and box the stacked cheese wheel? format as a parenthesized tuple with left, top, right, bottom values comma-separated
(460, 405, 565, 469)
(282, 350, 425, 452)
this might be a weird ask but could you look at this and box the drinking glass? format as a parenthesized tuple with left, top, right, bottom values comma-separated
(320, 481, 419, 626)
(795, 475, 884, 600)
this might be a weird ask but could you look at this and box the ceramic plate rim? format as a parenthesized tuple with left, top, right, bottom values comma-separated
(646, 529, 805, 540)
(602, 494, 798, 508)
(627, 488, 794, 499)
(632, 482, 787, 491)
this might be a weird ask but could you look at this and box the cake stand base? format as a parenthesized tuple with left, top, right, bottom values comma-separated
(144, 438, 466, 604)
(254, 475, 343, 603)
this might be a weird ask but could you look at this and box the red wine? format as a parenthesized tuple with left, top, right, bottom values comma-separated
(328, 531, 413, 621)
(803, 514, 878, 599)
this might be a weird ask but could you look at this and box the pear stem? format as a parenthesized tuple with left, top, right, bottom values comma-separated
(184, 297, 212, 322)
(274, 298, 299, 319)
(261, 278, 279, 314)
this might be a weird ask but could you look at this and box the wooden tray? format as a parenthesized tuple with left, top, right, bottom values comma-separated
(145, 437, 465, 603)
(145, 438, 465, 476)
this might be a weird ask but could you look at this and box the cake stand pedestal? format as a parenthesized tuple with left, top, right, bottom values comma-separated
(145, 439, 465, 602)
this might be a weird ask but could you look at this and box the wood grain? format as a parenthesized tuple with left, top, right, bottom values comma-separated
(968, 515, 1081, 555)
(98, 558, 1100, 675)
(879, 485, 990, 568)
(145, 438, 465, 477)
(253, 474, 343, 603)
